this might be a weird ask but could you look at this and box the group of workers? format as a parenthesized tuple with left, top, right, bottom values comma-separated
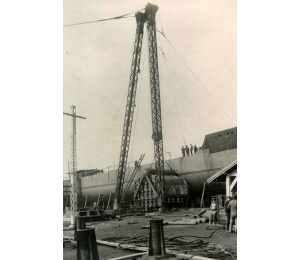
(181, 144, 199, 157)
(208, 194, 237, 233)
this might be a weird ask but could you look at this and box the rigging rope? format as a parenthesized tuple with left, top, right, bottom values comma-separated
(63, 9, 143, 27)
(160, 47, 210, 134)
(160, 45, 187, 145)
(155, 25, 168, 161)
(156, 29, 236, 126)
(87, 20, 137, 171)
(87, 90, 127, 170)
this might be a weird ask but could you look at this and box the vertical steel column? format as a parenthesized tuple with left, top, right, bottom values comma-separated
(77, 228, 99, 260)
(113, 11, 147, 210)
(148, 219, 166, 256)
(145, 3, 165, 209)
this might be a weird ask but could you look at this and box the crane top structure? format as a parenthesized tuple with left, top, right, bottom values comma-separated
(113, 3, 165, 211)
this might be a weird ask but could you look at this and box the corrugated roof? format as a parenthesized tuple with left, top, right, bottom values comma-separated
(207, 159, 237, 183)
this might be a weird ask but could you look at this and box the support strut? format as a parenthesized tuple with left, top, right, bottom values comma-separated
(113, 12, 147, 210)
(145, 3, 165, 209)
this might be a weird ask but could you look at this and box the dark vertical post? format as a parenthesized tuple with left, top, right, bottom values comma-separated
(77, 228, 99, 260)
(200, 182, 206, 208)
(148, 219, 166, 256)
(74, 217, 86, 241)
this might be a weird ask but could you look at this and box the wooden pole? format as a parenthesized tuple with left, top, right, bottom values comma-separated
(96, 193, 101, 206)
(200, 182, 206, 208)
(107, 193, 111, 210)
(84, 195, 89, 208)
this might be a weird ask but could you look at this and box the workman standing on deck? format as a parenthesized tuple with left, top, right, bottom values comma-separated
(227, 194, 237, 233)
(194, 145, 198, 153)
(185, 145, 190, 156)
(181, 146, 186, 157)
(224, 196, 232, 231)
(190, 144, 194, 155)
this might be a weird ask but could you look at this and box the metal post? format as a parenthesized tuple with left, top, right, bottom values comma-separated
(77, 228, 99, 260)
(63, 106, 86, 227)
(74, 217, 86, 241)
(200, 182, 206, 208)
(148, 219, 166, 256)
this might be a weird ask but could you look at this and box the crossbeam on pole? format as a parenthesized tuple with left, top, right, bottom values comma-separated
(63, 105, 86, 226)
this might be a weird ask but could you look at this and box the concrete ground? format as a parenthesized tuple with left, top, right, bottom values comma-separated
(63, 209, 237, 260)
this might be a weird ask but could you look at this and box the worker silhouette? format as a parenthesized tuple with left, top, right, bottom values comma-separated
(194, 145, 198, 153)
(208, 197, 218, 225)
(181, 146, 185, 157)
(227, 194, 237, 233)
(185, 145, 190, 156)
(190, 144, 193, 155)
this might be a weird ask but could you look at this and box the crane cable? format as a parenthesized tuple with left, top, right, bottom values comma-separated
(159, 45, 187, 146)
(160, 47, 210, 134)
(155, 24, 168, 160)
(86, 19, 137, 170)
(156, 29, 236, 126)
(87, 91, 128, 170)
(63, 9, 144, 27)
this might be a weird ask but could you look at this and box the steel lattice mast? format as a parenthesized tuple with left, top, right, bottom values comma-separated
(113, 12, 147, 210)
(63, 106, 86, 226)
(113, 3, 165, 211)
(145, 3, 165, 209)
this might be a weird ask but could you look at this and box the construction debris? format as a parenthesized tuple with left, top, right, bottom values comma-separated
(205, 225, 225, 230)
(93, 234, 236, 260)
(107, 252, 147, 260)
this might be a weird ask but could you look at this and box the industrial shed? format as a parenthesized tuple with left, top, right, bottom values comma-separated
(207, 160, 237, 197)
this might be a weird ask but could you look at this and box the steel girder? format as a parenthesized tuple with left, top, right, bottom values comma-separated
(114, 12, 147, 209)
(145, 3, 165, 207)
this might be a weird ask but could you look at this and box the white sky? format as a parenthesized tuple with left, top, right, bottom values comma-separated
(63, 0, 236, 177)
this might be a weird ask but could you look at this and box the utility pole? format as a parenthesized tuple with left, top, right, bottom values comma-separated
(63, 105, 86, 227)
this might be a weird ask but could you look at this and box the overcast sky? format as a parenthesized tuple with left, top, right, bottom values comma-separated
(63, 0, 236, 178)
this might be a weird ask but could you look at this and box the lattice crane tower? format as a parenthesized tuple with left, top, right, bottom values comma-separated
(113, 3, 165, 211)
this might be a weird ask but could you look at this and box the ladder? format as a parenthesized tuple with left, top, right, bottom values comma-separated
(120, 154, 145, 204)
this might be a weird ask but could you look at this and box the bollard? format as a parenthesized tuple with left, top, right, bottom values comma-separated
(148, 219, 166, 256)
(74, 217, 86, 241)
(77, 228, 99, 260)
